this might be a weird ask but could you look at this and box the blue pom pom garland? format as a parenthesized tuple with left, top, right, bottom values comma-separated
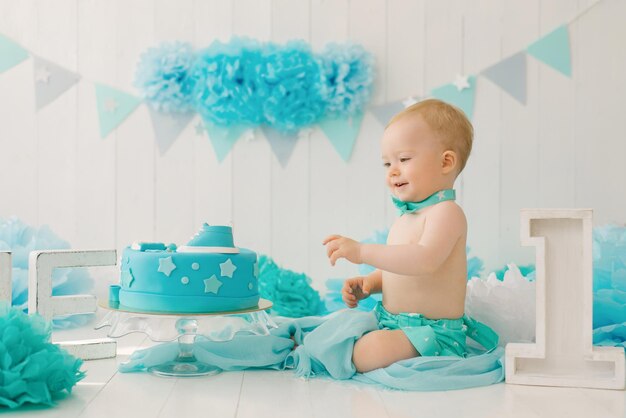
(135, 37, 375, 133)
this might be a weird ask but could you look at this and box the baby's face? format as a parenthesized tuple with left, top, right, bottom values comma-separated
(381, 115, 445, 202)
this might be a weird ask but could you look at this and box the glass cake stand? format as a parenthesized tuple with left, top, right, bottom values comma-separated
(96, 299, 275, 377)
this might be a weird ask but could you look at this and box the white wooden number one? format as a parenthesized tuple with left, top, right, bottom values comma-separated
(28, 249, 118, 361)
(505, 209, 625, 390)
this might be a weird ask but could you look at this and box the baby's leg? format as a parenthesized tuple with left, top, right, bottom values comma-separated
(352, 329, 420, 373)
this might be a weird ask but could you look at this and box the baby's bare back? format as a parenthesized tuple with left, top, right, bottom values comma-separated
(381, 203, 467, 319)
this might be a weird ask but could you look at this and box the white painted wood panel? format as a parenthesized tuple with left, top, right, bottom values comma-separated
(0, 0, 625, 292)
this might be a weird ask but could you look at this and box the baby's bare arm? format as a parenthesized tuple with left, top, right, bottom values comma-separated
(364, 269, 382, 293)
(361, 204, 466, 276)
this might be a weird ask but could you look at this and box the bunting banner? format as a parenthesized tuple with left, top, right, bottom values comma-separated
(147, 108, 194, 155)
(481, 52, 527, 105)
(0, 34, 28, 73)
(33, 56, 80, 111)
(261, 126, 300, 168)
(201, 119, 249, 162)
(526, 25, 572, 76)
(319, 112, 365, 162)
(0, 1, 588, 165)
(431, 75, 477, 120)
(94, 83, 142, 139)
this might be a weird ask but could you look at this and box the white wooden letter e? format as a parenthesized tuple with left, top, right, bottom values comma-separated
(29, 249, 118, 360)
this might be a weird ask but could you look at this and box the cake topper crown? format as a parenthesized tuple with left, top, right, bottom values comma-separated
(178, 223, 240, 254)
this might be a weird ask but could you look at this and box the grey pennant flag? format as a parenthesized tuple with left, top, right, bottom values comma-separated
(370, 101, 405, 127)
(481, 52, 527, 105)
(261, 126, 299, 168)
(148, 107, 194, 155)
(33, 55, 80, 110)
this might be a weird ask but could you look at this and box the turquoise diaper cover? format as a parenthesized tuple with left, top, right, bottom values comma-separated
(374, 302, 499, 357)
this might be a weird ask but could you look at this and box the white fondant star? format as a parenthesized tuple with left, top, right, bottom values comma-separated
(104, 98, 119, 113)
(194, 121, 205, 135)
(253, 261, 259, 279)
(158, 256, 177, 277)
(35, 66, 51, 84)
(204, 275, 223, 294)
(220, 258, 237, 278)
(453, 74, 470, 92)
(402, 96, 418, 108)
(437, 191, 446, 200)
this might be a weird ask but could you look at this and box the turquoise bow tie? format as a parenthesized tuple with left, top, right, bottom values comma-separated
(392, 189, 456, 215)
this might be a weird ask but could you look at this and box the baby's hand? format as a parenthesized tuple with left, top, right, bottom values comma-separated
(323, 235, 362, 266)
(341, 276, 370, 308)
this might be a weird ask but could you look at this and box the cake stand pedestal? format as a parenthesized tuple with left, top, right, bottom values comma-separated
(96, 299, 274, 378)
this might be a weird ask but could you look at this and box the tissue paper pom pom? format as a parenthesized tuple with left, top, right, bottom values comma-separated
(134, 42, 195, 113)
(465, 264, 536, 346)
(257, 255, 322, 317)
(260, 41, 327, 133)
(0, 217, 94, 328)
(192, 38, 265, 127)
(0, 303, 84, 409)
(592, 224, 626, 334)
(466, 247, 484, 280)
(319, 43, 374, 116)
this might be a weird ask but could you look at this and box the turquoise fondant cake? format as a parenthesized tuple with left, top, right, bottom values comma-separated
(110, 224, 259, 313)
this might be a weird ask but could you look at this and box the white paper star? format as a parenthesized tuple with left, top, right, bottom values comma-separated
(157, 256, 177, 277)
(204, 275, 223, 294)
(453, 74, 470, 91)
(220, 258, 237, 278)
(402, 96, 419, 108)
(104, 98, 118, 113)
(35, 66, 51, 84)
(194, 121, 205, 135)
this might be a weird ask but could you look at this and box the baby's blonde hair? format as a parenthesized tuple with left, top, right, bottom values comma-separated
(388, 99, 474, 174)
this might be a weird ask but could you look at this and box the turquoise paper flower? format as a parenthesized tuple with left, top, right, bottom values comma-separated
(134, 41, 195, 113)
(0, 303, 84, 409)
(257, 255, 322, 317)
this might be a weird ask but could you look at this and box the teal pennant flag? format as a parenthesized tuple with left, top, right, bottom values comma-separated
(527, 25, 572, 77)
(481, 52, 527, 105)
(201, 117, 248, 162)
(431, 76, 476, 119)
(95, 83, 142, 139)
(0, 34, 29, 73)
(319, 112, 365, 162)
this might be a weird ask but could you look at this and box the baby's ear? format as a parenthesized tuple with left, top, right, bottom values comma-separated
(441, 150, 458, 174)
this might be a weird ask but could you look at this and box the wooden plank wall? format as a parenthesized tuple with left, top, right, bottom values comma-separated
(1, 0, 622, 295)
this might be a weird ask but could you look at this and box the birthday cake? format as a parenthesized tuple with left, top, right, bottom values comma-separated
(109, 224, 259, 313)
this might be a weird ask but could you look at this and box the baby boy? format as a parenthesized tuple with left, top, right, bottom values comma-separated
(323, 99, 498, 373)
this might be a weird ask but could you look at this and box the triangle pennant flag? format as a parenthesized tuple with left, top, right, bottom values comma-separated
(318, 112, 364, 162)
(526, 25, 572, 77)
(431, 75, 476, 119)
(201, 116, 248, 162)
(33, 55, 80, 110)
(370, 101, 405, 126)
(95, 83, 142, 139)
(147, 107, 194, 155)
(0, 34, 29, 73)
(481, 52, 527, 104)
(261, 126, 299, 168)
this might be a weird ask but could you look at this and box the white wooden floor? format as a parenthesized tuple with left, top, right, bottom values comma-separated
(8, 313, 626, 418)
